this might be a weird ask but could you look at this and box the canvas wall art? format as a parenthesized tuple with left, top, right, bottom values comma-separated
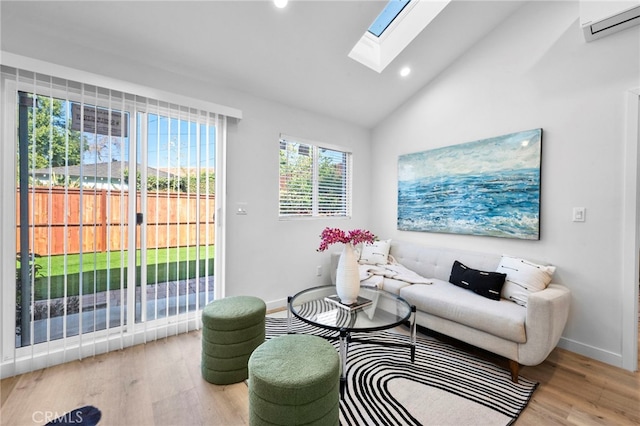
(397, 129, 542, 240)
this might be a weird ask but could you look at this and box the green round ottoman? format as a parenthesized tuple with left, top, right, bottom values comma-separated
(248, 334, 340, 426)
(201, 295, 266, 385)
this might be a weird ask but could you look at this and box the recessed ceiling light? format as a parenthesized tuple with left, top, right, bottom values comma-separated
(274, 0, 288, 8)
(400, 67, 411, 77)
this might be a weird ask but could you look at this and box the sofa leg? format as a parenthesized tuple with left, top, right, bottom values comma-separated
(508, 360, 520, 383)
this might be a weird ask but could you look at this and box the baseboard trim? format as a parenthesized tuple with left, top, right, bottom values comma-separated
(266, 297, 288, 313)
(557, 336, 624, 369)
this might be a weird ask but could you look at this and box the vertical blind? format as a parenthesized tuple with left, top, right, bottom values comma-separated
(0, 65, 228, 378)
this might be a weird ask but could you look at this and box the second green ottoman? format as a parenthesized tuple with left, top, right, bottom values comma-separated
(248, 334, 340, 426)
(201, 295, 266, 385)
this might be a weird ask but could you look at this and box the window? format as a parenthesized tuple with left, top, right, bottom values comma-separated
(368, 0, 412, 37)
(279, 135, 351, 218)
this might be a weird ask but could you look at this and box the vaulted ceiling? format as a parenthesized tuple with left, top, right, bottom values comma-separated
(1, 1, 525, 128)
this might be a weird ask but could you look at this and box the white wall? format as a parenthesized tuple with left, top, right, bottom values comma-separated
(370, 0, 640, 367)
(223, 95, 371, 308)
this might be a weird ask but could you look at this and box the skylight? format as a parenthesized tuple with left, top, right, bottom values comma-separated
(368, 0, 412, 37)
(348, 0, 452, 73)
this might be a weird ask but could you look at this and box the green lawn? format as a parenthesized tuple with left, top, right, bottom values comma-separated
(22, 246, 215, 300)
(32, 246, 214, 276)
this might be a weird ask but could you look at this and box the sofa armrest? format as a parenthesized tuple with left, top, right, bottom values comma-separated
(518, 283, 571, 365)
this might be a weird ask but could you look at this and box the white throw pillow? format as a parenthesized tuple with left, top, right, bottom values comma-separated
(496, 255, 556, 307)
(359, 239, 391, 265)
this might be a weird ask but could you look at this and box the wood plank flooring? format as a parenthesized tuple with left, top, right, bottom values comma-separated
(0, 332, 249, 425)
(1, 320, 639, 425)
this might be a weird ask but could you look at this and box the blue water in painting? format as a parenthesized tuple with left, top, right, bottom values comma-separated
(397, 168, 540, 239)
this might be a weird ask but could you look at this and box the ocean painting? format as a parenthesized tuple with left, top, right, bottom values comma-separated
(397, 129, 542, 240)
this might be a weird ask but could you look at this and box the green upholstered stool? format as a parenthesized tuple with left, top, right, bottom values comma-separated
(248, 334, 340, 426)
(201, 295, 266, 385)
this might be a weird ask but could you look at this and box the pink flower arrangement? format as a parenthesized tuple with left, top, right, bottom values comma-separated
(317, 227, 376, 252)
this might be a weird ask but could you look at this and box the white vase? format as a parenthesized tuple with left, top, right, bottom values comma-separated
(336, 242, 360, 305)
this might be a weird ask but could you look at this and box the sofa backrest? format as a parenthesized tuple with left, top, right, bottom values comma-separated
(390, 240, 502, 282)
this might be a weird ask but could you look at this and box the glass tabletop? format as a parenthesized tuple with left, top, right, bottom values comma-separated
(288, 285, 413, 332)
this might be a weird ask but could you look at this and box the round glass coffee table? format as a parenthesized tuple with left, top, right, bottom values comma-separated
(287, 285, 416, 398)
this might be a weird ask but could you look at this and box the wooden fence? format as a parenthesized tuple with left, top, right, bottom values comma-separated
(16, 188, 215, 256)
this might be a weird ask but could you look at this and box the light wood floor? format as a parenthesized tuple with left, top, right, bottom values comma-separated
(1, 322, 639, 425)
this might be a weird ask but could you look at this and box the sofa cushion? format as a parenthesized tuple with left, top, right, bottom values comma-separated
(359, 239, 391, 265)
(389, 242, 501, 283)
(400, 279, 527, 343)
(449, 260, 506, 301)
(497, 255, 556, 307)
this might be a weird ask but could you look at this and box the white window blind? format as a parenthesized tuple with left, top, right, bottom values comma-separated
(279, 135, 352, 218)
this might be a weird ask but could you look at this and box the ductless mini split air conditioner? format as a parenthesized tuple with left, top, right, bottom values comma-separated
(580, 1, 640, 41)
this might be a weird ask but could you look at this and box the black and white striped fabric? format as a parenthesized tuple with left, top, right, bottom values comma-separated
(265, 316, 538, 426)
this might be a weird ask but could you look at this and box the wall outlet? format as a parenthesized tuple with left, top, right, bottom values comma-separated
(316, 265, 322, 276)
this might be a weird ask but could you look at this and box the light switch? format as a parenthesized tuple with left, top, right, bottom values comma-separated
(572, 207, 586, 222)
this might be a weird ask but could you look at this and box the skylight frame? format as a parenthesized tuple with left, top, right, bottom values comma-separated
(349, 0, 452, 73)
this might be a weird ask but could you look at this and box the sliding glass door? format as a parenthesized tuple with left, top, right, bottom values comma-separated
(135, 107, 216, 332)
(15, 90, 132, 348)
(6, 70, 219, 364)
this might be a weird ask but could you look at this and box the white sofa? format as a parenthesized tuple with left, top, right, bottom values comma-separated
(331, 240, 571, 382)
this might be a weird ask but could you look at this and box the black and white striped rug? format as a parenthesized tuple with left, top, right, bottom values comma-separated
(265, 316, 538, 426)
